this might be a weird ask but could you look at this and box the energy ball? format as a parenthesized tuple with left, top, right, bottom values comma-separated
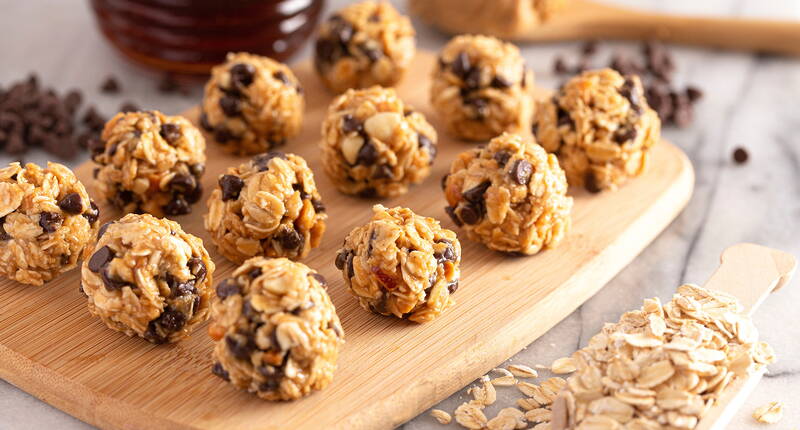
(80, 213, 214, 344)
(0, 162, 99, 285)
(204, 152, 327, 264)
(200, 52, 304, 155)
(443, 132, 572, 255)
(208, 257, 344, 401)
(532, 68, 661, 192)
(314, 1, 415, 93)
(431, 35, 534, 141)
(92, 110, 206, 217)
(321, 86, 437, 198)
(335, 205, 461, 323)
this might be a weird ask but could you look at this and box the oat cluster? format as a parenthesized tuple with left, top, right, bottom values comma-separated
(201, 52, 304, 155)
(80, 213, 214, 344)
(532, 68, 660, 192)
(321, 86, 437, 198)
(443, 133, 572, 255)
(0, 162, 99, 285)
(204, 152, 326, 264)
(335, 205, 461, 323)
(93, 110, 206, 216)
(208, 257, 344, 401)
(314, 1, 416, 93)
(431, 34, 534, 141)
(553, 284, 775, 429)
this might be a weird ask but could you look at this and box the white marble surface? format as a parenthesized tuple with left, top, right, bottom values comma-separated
(1, 1, 799, 429)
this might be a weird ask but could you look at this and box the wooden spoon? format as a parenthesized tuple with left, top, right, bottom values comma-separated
(410, 0, 800, 56)
(550, 243, 796, 430)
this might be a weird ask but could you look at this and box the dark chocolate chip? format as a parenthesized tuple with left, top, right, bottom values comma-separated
(619, 77, 642, 114)
(211, 362, 230, 381)
(119, 101, 139, 113)
(614, 127, 638, 144)
(57, 192, 83, 214)
(159, 123, 181, 144)
(462, 181, 491, 203)
(447, 280, 459, 294)
(356, 142, 378, 165)
(463, 67, 482, 90)
(83, 200, 100, 225)
(360, 44, 382, 62)
(335, 250, 349, 271)
(38, 211, 62, 233)
(464, 97, 489, 119)
(346, 252, 355, 279)
(341, 114, 362, 134)
(733, 147, 749, 164)
(219, 174, 244, 201)
(490, 75, 512, 89)
(310, 272, 327, 287)
(332, 17, 354, 45)
(157, 73, 180, 94)
(190, 163, 205, 178)
(556, 106, 573, 127)
(214, 127, 235, 143)
(230, 63, 256, 88)
(199, 112, 213, 131)
(458, 203, 481, 225)
(88, 245, 113, 273)
(219, 95, 241, 117)
(418, 134, 436, 164)
(188, 257, 207, 283)
(444, 206, 463, 227)
(163, 196, 190, 216)
(553, 56, 568, 74)
(312, 199, 326, 213)
(372, 164, 394, 179)
(434, 243, 456, 264)
(686, 86, 703, 102)
(584, 171, 602, 194)
(252, 151, 287, 171)
(248, 267, 262, 279)
(509, 159, 533, 185)
(357, 187, 377, 198)
(451, 52, 471, 80)
(101, 268, 129, 292)
(276, 227, 303, 251)
(100, 76, 120, 94)
(97, 221, 112, 239)
(272, 70, 291, 86)
(0, 218, 9, 241)
(216, 279, 240, 300)
(159, 308, 186, 332)
(493, 151, 511, 167)
(441, 174, 449, 190)
(225, 333, 254, 360)
(582, 40, 598, 56)
(314, 39, 339, 66)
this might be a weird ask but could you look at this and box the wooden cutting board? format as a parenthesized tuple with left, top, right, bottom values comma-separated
(0, 52, 694, 430)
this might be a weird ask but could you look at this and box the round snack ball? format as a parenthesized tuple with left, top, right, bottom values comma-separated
(201, 52, 304, 155)
(204, 151, 327, 264)
(92, 110, 206, 217)
(443, 132, 572, 255)
(431, 35, 534, 141)
(0, 162, 100, 285)
(335, 204, 461, 323)
(321, 86, 437, 198)
(208, 257, 344, 401)
(80, 213, 214, 344)
(532, 68, 661, 192)
(314, 1, 415, 93)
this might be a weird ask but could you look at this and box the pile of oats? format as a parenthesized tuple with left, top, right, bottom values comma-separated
(552, 284, 775, 429)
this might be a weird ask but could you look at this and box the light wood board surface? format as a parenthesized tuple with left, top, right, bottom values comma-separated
(0, 52, 694, 429)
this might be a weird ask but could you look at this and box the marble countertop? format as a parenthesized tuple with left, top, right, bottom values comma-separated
(1, 1, 798, 429)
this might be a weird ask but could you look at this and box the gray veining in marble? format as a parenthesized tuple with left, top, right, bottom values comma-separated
(1, 1, 798, 429)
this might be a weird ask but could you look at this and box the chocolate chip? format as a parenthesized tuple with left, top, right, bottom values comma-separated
(509, 159, 533, 185)
(159, 123, 181, 144)
(163, 197, 190, 216)
(372, 164, 393, 179)
(157, 73, 181, 94)
(88, 245, 113, 273)
(188, 257, 207, 283)
(83, 200, 100, 225)
(97, 221, 112, 239)
(311, 273, 327, 287)
(458, 203, 481, 225)
(230, 63, 256, 88)
(441, 174, 449, 190)
(38, 211, 62, 233)
(0, 218, 9, 241)
(556, 105, 573, 128)
(346, 252, 355, 279)
(462, 181, 491, 203)
(214, 127, 235, 143)
(463, 67, 482, 90)
(614, 127, 638, 144)
(335, 250, 349, 270)
(119, 101, 139, 113)
(493, 151, 511, 167)
(341, 114, 362, 134)
(434, 243, 456, 264)
(619, 78, 642, 114)
(226, 333, 254, 360)
(312, 199, 325, 213)
(199, 112, 213, 132)
(113, 190, 134, 208)
(101, 267, 129, 292)
(418, 134, 436, 164)
(314, 39, 339, 66)
(581, 40, 598, 56)
(332, 16, 354, 45)
(452, 52, 471, 80)
(219, 174, 244, 201)
(211, 362, 230, 381)
(464, 97, 489, 119)
(57, 192, 83, 214)
(444, 206, 463, 227)
(276, 227, 303, 251)
(490, 75, 511, 89)
(248, 267, 262, 279)
(219, 95, 241, 117)
(100, 76, 120, 94)
(169, 174, 196, 195)
(356, 141, 378, 165)
(447, 280, 459, 294)
(159, 308, 186, 332)
(733, 147, 749, 164)
(216, 279, 240, 300)
(252, 151, 286, 171)
(357, 187, 377, 198)
(686, 86, 703, 102)
(553, 56, 568, 74)
(360, 45, 382, 62)
(584, 171, 602, 194)
(272, 70, 291, 86)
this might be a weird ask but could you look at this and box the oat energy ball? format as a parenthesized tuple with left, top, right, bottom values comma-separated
(208, 257, 344, 401)
(533, 68, 661, 192)
(0, 162, 99, 285)
(321, 86, 437, 198)
(201, 52, 304, 155)
(92, 110, 206, 217)
(335, 205, 461, 323)
(205, 152, 327, 264)
(80, 213, 214, 344)
(431, 35, 534, 141)
(314, 1, 415, 93)
(443, 133, 572, 255)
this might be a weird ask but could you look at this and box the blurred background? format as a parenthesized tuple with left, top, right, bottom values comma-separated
(1, 1, 799, 429)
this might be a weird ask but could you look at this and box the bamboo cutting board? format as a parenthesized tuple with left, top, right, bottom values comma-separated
(0, 52, 694, 429)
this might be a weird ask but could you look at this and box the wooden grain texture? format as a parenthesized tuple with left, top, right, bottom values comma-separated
(550, 243, 797, 430)
(412, 0, 800, 56)
(0, 52, 694, 430)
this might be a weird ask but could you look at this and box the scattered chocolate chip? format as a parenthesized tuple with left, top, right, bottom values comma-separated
(584, 171, 602, 194)
(119, 101, 139, 113)
(619, 78, 642, 114)
(38, 211, 62, 233)
(163, 196, 190, 216)
(212, 362, 230, 381)
(199, 112, 213, 132)
(556, 105, 573, 128)
(686, 86, 703, 102)
(458, 203, 481, 225)
(447, 280, 459, 294)
(100, 76, 120, 94)
(465, 97, 489, 119)
(310, 272, 327, 287)
(219, 95, 241, 117)
(614, 127, 638, 144)
(444, 206, 462, 227)
(356, 141, 378, 165)
(312, 199, 325, 213)
(248, 267, 262, 279)
(159, 308, 186, 332)
(188, 257, 207, 283)
(159, 123, 181, 144)
(452, 52, 471, 80)
(88, 245, 114, 273)
(360, 44, 382, 62)
(219, 174, 244, 201)
(226, 333, 254, 360)
(463, 67, 482, 90)
(372, 164, 393, 179)
(57, 192, 83, 214)
(168, 174, 196, 195)
(581, 40, 598, 56)
(157, 73, 180, 94)
(509, 159, 533, 185)
(493, 151, 512, 168)
(230, 63, 256, 88)
(272, 70, 291, 86)
(314, 38, 339, 66)
(216, 279, 240, 300)
(490, 75, 512, 89)
(97, 221, 112, 239)
(462, 181, 491, 203)
(276, 227, 303, 251)
(733, 147, 749, 164)
(214, 127, 235, 143)
(341, 114, 362, 134)
(418, 134, 436, 163)
(252, 151, 286, 171)
(332, 16, 354, 45)
(83, 200, 100, 225)
(434, 243, 456, 264)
